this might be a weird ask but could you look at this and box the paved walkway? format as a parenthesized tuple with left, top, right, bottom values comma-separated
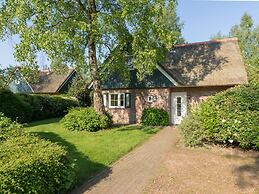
(72, 126, 177, 194)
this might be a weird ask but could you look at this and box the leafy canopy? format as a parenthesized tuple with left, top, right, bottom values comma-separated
(0, 0, 183, 79)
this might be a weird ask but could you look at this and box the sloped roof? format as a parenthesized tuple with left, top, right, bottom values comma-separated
(161, 38, 248, 86)
(102, 68, 175, 89)
(31, 69, 76, 93)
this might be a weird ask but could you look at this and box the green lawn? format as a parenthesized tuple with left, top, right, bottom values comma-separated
(26, 118, 160, 185)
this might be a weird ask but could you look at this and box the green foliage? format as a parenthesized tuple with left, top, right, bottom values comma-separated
(0, 113, 23, 142)
(0, 90, 78, 123)
(61, 107, 112, 132)
(0, 0, 183, 80)
(17, 93, 79, 122)
(178, 113, 204, 147)
(0, 135, 76, 194)
(68, 76, 92, 107)
(141, 107, 169, 126)
(0, 89, 32, 123)
(179, 84, 259, 150)
(0, 113, 77, 194)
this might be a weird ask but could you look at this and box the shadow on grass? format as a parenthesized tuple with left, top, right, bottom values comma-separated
(26, 118, 62, 127)
(225, 154, 259, 189)
(30, 131, 112, 194)
(117, 125, 161, 134)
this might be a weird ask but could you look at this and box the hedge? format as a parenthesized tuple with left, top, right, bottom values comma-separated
(0, 89, 32, 123)
(0, 113, 22, 142)
(61, 107, 112, 132)
(18, 93, 79, 121)
(179, 84, 259, 150)
(0, 89, 79, 123)
(0, 135, 76, 194)
(141, 107, 169, 126)
(0, 114, 77, 194)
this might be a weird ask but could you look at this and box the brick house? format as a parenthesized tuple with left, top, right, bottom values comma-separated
(100, 38, 248, 125)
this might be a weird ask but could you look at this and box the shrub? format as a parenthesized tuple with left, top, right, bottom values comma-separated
(178, 113, 204, 147)
(61, 107, 112, 132)
(0, 135, 76, 194)
(141, 107, 169, 126)
(0, 89, 32, 123)
(18, 94, 79, 121)
(0, 113, 23, 142)
(179, 84, 259, 150)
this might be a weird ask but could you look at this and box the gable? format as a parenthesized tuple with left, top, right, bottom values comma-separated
(102, 68, 176, 89)
(8, 72, 33, 93)
(31, 69, 76, 93)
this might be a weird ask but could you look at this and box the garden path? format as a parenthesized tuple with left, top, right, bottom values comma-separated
(72, 126, 177, 194)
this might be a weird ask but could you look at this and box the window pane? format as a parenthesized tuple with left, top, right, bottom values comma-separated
(110, 94, 118, 107)
(177, 97, 181, 103)
(125, 93, 131, 108)
(176, 97, 182, 116)
(120, 94, 124, 107)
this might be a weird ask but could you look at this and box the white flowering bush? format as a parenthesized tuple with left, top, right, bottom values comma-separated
(179, 84, 259, 150)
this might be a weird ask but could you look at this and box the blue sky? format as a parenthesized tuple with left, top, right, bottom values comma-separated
(0, 0, 259, 67)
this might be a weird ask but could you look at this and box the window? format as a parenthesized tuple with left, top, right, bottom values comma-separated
(176, 97, 182, 116)
(15, 79, 20, 85)
(109, 93, 125, 108)
(107, 93, 131, 108)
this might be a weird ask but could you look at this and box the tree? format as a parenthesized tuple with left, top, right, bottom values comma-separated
(211, 13, 259, 84)
(0, 0, 182, 114)
(210, 31, 228, 40)
(68, 75, 92, 107)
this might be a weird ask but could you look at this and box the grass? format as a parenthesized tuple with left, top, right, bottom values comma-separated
(26, 118, 160, 185)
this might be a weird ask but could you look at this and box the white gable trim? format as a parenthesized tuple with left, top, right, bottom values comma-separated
(156, 65, 179, 86)
(88, 82, 93, 89)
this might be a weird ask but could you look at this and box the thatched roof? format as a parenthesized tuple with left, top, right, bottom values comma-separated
(161, 38, 248, 87)
(31, 69, 76, 93)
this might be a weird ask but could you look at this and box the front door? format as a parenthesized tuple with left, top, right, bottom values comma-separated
(171, 92, 187, 125)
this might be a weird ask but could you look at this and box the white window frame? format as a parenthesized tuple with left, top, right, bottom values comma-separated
(109, 93, 125, 108)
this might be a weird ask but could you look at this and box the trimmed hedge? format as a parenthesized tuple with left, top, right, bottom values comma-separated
(0, 114, 77, 194)
(179, 84, 259, 150)
(141, 108, 169, 126)
(0, 89, 79, 123)
(61, 107, 112, 132)
(18, 93, 79, 121)
(0, 89, 32, 123)
(0, 135, 76, 194)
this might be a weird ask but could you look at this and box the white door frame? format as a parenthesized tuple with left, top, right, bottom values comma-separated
(171, 92, 187, 125)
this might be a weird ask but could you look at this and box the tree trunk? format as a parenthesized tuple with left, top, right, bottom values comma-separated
(88, 0, 105, 115)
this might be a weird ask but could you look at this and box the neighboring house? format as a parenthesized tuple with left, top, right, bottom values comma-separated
(30, 69, 76, 94)
(8, 70, 34, 93)
(101, 38, 248, 125)
(8, 68, 76, 94)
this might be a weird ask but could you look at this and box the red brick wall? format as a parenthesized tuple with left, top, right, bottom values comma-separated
(105, 86, 233, 124)
(171, 86, 232, 108)
(104, 88, 170, 124)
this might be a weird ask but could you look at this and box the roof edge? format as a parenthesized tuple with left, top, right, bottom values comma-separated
(173, 37, 238, 48)
(56, 69, 76, 92)
(156, 65, 179, 86)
